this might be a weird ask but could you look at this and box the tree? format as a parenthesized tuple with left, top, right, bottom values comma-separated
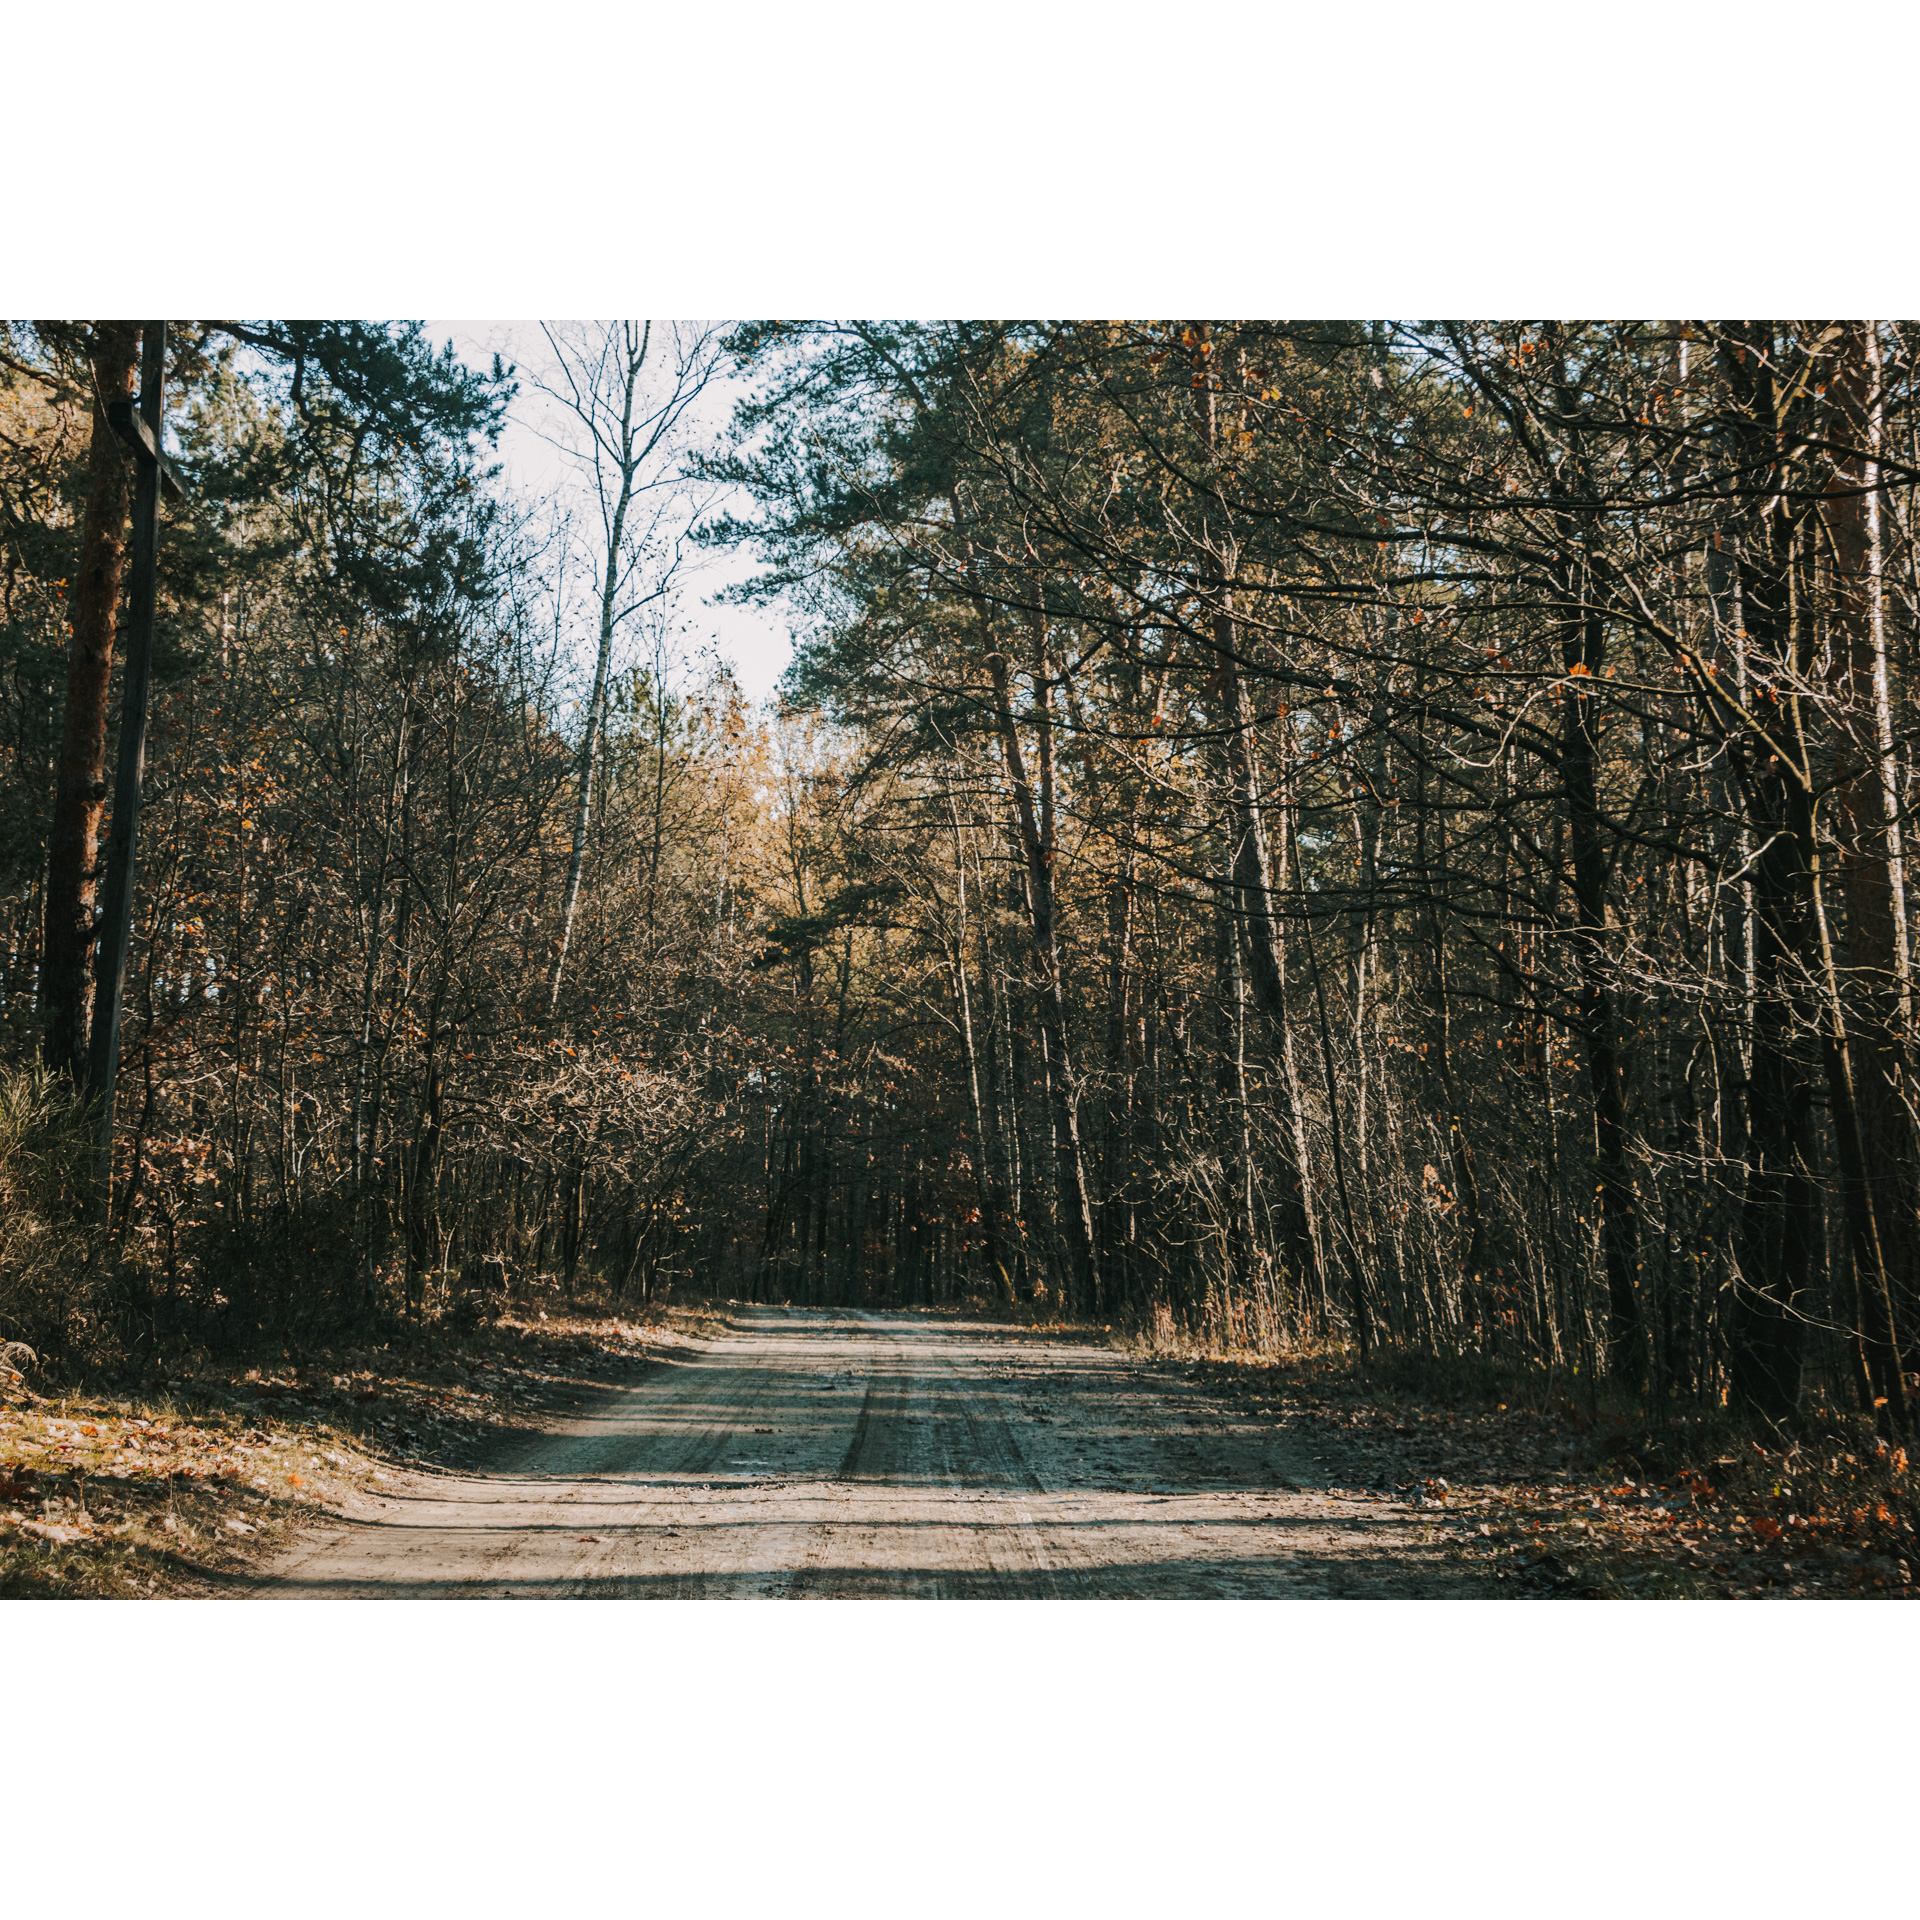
(531, 320, 721, 1011)
(34, 320, 510, 1096)
(40, 322, 136, 1086)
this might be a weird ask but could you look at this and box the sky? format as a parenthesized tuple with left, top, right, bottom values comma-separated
(425, 320, 799, 707)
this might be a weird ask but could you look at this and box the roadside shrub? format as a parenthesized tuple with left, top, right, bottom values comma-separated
(0, 1064, 106, 1360)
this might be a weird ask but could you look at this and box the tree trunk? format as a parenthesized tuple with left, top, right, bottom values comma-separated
(946, 793, 1014, 1300)
(987, 638, 1101, 1312)
(42, 323, 138, 1086)
(549, 323, 649, 1011)
(405, 1052, 445, 1319)
(1189, 325, 1321, 1303)
(1558, 591, 1648, 1389)
(1720, 328, 1820, 1417)
(1824, 323, 1918, 1401)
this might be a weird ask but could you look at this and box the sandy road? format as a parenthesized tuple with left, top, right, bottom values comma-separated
(247, 1308, 1487, 1598)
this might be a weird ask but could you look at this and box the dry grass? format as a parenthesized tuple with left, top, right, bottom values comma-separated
(0, 1296, 726, 1598)
(0, 1065, 107, 1367)
(1116, 1331, 1919, 1599)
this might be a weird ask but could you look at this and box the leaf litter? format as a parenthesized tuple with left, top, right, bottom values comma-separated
(1133, 1343, 1919, 1600)
(0, 1301, 723, 1598)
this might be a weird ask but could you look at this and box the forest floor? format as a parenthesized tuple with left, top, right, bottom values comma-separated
(2, 1302, 1911, 1598)
(1158, 1340, 1918, 1599)
(0, 1299, 728, 1598)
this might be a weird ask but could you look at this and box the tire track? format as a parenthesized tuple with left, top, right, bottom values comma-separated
(245, 1307, 1492, 1599)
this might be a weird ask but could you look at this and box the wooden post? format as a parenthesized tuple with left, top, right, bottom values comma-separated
(89, 321, 186, 1208)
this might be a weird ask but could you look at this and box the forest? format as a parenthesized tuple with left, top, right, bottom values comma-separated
(5, 317, 1920, 1452)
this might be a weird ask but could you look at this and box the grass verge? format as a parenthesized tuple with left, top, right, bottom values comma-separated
(1117, 1331, 1918, 1600)
(0, 1297, 729, 1599)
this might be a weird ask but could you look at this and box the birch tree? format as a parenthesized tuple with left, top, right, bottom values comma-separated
(534, 320, 722, 1010)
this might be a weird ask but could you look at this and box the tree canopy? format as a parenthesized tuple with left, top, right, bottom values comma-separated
(4, 317, 1918, 1439)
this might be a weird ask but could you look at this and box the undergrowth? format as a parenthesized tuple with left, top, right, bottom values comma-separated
(0, 1292, 727, 1597)
(1119, 1312, 1918, 1597)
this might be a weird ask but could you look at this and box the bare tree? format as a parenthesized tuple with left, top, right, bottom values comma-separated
(533, 320, 722, 1010)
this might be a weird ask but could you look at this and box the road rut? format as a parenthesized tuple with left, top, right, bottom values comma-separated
(246, 1308, 1488, 1597)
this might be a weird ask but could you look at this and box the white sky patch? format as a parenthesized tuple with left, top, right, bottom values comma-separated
(425, 320, 797, 707)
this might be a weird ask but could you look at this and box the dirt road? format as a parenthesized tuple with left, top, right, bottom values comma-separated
(246, 1308, 1488, 1597)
